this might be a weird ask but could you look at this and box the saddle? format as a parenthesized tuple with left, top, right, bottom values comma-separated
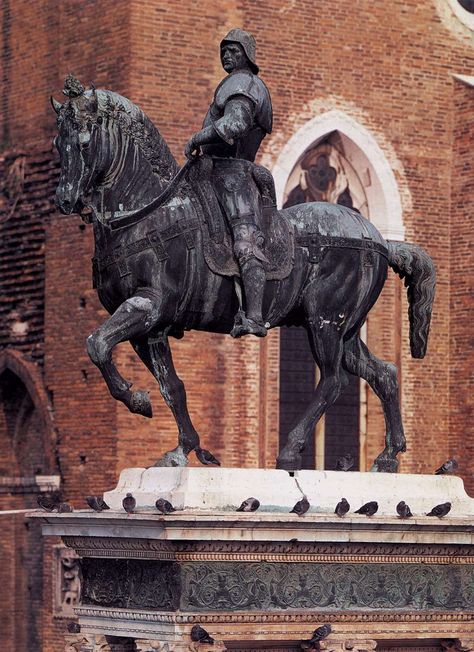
(186, 157, 294, 281)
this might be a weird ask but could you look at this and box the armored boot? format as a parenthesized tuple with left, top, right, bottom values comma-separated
(231, 256, 267, 338)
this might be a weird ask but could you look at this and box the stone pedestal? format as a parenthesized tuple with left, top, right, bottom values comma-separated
(31, 468, 474, 651)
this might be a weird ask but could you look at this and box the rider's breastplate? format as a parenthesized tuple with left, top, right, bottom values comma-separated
(202, 70, 273, 162)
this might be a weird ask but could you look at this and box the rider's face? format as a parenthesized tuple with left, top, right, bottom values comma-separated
(220, 43, 248, 73)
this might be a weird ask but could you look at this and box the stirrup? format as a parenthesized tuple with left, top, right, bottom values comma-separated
(231, 312, 267, 338)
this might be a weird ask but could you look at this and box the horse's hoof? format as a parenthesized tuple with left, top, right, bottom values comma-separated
(231, 316, 267, 338)
(130, 390, 153, 418)
(195, 447, 221, 466)
(371, 457, 399, 473)
(276, 453, 302, 472)
(154, 447, 189, 468)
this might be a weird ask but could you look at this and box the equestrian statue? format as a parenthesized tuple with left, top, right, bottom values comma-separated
(51, 29, 436, 472)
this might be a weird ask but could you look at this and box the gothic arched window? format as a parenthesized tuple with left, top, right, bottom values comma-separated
(458, 0, 474, 12)
(279, 134, 369, 470)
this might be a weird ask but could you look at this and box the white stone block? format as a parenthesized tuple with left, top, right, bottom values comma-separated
(103, 467, 474, 518)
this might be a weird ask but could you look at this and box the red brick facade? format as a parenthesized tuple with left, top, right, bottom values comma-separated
(0, 1, 473, 650)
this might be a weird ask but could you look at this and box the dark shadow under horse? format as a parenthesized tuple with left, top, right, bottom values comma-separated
(51, 79, 436, 472)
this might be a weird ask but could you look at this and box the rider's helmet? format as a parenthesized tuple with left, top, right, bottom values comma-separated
(220, 28, 259, 75)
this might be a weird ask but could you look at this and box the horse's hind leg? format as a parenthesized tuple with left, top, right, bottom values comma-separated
(86, 295, 159, 417)
(276, 320, 347, 471)
(343, 335, 406, 472)
(131, 333, 201, 467)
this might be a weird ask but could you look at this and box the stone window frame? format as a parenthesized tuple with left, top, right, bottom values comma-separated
(271, 109, 405, 241)
(447, 0, 474, 30)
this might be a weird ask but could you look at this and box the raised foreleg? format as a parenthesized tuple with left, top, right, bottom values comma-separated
(131, 332, 201, 467)
(86, 295, 160, 417)
(343, 335, 406, 472)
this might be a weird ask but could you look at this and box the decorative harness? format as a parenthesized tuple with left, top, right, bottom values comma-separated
(90, 158, 389, 289)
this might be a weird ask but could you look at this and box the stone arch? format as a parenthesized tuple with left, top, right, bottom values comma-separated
(0, 349, 56, 475)
(272, 109, 405, 240)
(0, 349, 57, 651)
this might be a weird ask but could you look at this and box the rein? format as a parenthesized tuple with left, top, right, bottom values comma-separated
(101, 160, 192, 231)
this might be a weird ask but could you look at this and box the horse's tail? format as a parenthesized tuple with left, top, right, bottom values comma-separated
(387, 240, 436, 359)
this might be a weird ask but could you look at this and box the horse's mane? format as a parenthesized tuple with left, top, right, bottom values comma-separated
(95, 89, 179, 182)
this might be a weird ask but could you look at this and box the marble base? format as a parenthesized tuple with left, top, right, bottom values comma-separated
(30, 468, 474, 651)
(103, 467, 474, 518)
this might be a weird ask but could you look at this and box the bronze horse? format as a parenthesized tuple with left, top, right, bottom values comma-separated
(51, 78, 436, 472)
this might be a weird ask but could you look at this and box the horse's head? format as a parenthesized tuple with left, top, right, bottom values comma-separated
(51, 74, 103, 215)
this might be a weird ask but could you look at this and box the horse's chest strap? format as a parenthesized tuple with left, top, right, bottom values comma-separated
(92, 217, 199, 286)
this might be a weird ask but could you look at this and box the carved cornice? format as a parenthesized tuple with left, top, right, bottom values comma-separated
(134, 641, 227, 652)
(63, 537, 474, 564)
(75, 607, 474, 624)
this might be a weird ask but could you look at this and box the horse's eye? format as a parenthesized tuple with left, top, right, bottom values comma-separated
(97, 116, 103, 125)
(81, 141, 90, 150)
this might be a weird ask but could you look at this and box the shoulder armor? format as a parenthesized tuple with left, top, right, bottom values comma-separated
(215, 71, 261, 108)
(215, 72, 272, 134)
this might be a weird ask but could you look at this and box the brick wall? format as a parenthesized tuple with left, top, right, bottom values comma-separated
(450, 78, 474, 495)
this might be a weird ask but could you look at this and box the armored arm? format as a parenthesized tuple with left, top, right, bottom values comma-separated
(184, 95, 255, 159)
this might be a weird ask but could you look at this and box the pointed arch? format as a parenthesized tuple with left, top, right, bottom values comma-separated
(272, 109, 405, 240)
(0, 349, 56, 474)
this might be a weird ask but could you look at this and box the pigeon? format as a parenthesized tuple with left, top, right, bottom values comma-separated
(396, 501, 413, 518)
(335, 498, 350, 517)
(37, 490, 62, 512)
(355, 501, 378, 516)
(86, 496, 110, 512)
(435, 459, 458, 475)
(290, 496, 310, 516)
(335, 453, 354, 472)
(301, 623, 332, 649)
(195, 447, 221, 466)
(190, 625, 214, 644)
(427, 502, 451, 518)
(237, 497, 260, 512)
(155, 498, 176, 515)
(58, 502, 73, 513)
(122, 493, 136, 514)
(67, 622, 81, 634)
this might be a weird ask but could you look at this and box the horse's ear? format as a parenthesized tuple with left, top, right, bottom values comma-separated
(50, 96, 62, 114)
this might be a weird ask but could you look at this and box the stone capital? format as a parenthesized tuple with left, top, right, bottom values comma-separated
(318, 639, 377, 652)
(65, 634, 110, 652)
(65, 635, 133, 652)
(442, 640, 474, 652)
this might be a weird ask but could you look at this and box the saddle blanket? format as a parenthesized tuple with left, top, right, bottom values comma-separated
(186, 158, 294, 281)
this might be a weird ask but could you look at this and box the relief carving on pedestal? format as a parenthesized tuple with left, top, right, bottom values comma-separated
(81, 558, 181, 610)
(54, 545, 81, 618)
(180, 561, 474, 612)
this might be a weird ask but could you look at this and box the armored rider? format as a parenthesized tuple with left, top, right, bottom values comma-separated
(184, 28, 273, 338)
